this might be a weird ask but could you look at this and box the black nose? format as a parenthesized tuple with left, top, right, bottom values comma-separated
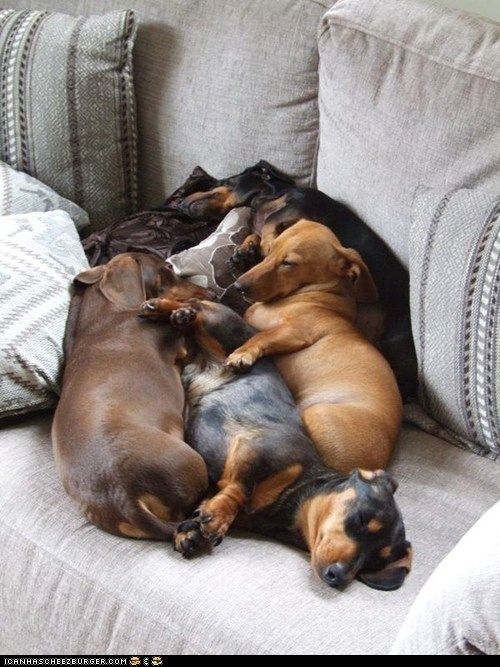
(322, 564, 349, 590)
(233, 281, 248, 294)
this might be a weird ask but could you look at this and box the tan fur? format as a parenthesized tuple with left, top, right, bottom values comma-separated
(296, 487, 358, 577)
(227, 220, 403, 473)
(250, 464, 304, 512)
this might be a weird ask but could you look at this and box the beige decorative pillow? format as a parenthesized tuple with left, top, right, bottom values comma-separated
(0, 210, 89, 418)
(0, 161, 89, 231)
(168, 208, 252, 313)
(0, 8, 138, 229)
(409, 187, 500, 461)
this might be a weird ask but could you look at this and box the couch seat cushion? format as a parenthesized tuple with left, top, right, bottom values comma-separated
(1, 415, 499, 655)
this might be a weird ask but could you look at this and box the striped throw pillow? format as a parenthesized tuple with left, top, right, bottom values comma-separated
(0, 9, 138, 230)
(410, 187, 500, 461)
(0, 210, 89, 418)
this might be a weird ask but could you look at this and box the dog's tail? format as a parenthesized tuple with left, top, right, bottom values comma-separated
(83, 493, 180, 541)
(122, 495, 181, 540)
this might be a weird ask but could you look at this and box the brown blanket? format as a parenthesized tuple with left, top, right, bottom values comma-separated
(82, 167, 219, 266)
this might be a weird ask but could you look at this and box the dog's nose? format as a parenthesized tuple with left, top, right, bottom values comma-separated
(322, 564, 349, 590)
(233, 281, 248, 294)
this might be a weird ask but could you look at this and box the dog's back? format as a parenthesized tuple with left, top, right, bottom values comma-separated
(53, 253, 209, 539)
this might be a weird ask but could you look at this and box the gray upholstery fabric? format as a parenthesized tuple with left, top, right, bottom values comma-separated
(6, 0, 329, 209)
(0, 211, 89, 418)
(0, 160, 89, 231)
(0, 8, 138, 230)
(410, 187, 500, 461)
(317, 0, 500, 265)
(1, 415, 499, 655)
(391, 501, 500, 655)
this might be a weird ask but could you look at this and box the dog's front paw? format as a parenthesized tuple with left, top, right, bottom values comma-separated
(230, 243, 259, 271)
(197, 511, 229, 547)
(174, 518, 208, 558)
(225, 350, 256, 372)
(170, 306, 197, 328)
(139, 299, 162, 319)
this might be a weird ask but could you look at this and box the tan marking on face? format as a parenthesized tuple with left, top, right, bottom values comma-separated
(250, 464, 303, 512)
(296, 487, 358, 575)
(367, 518, 383, 533)
(118, 522, 151, 539)
(138, 494, 172, 521)
(380, 546, 392, 559)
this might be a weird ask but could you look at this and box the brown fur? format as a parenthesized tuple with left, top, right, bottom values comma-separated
(52, 253, 211, 539)
(227, 221, 403, 473)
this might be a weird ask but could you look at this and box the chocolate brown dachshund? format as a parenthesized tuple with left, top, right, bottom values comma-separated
(52, 252, 211, 539)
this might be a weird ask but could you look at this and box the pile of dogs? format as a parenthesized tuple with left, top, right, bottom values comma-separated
(53, 163, 413, 592)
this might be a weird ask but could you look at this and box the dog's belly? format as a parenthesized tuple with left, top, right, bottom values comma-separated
(273, 334, 392, 410)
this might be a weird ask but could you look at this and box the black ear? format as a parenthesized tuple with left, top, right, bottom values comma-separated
(380, 472, 398, 495)
(358, 566, 409, 591)
(253, 160, 295, 184)
(358, 543, 412, 591)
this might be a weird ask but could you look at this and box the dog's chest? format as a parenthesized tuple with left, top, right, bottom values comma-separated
(245, 304, 282, 331)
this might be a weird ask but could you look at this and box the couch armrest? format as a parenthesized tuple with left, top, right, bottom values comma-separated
(391, 501, 500, 655)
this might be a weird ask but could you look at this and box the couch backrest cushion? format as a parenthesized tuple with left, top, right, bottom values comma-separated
(317, 0, 500, 266)
(8, 0, 329, 209)
(410, 186, 500, 462)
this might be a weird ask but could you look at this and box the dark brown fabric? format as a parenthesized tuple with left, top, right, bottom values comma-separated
(82, 167, 218, 266)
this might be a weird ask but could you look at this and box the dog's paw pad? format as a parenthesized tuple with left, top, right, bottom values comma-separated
(170, 307, 197, 328)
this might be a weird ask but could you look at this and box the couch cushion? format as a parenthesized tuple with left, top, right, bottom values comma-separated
(391, 500, 500, 655)
(0, 211, 89, 418)
(317, 0, 500, 265)
(409, 187, 500, 461)
(1, 415, 499, 655)
(168, 207, 252, 314)
(0, 8, 138, 230)
(7, 0, 329, 208)
(0, 161, 89, 231)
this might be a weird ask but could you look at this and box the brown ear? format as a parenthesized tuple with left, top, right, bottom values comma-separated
(74, 265, 106, 286)
(358, 544, 412, 591)
(99, 255, 147, 309)
(135, 255, 175, 299)
(336, 248, 378, 304)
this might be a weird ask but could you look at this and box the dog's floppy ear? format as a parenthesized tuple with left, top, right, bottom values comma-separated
(99, 255, 148, 309)
(253, 160, 295, 185)
(333, 247, 378, 304)
(358, 543, 412, 591)
(74, 265, 106, 286)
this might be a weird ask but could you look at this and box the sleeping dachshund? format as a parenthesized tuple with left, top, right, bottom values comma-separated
(139, 298, 412, 591)
(53, 253, 212, 539)
(174, 161, 416, 398)
(226, 220, 403, 474)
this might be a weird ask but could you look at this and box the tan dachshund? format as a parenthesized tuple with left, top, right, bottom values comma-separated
(226, 221, 403, 473)
(52, 252, 211, 539)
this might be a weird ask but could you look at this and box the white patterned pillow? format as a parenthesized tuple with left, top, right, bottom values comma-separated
(0, 161, 89, 231)
(409, 187, 500, 461)
(0, 210, 89, 418)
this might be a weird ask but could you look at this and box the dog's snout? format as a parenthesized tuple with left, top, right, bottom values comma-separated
(322, 563, 349, 590)
(234, 281, 248, 295)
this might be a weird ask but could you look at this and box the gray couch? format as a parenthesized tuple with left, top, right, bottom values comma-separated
(1, 0, 499, 655)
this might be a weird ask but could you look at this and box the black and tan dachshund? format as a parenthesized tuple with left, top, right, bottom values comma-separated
(173, 162, 417, 398)
(140, 298, 412, 591)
